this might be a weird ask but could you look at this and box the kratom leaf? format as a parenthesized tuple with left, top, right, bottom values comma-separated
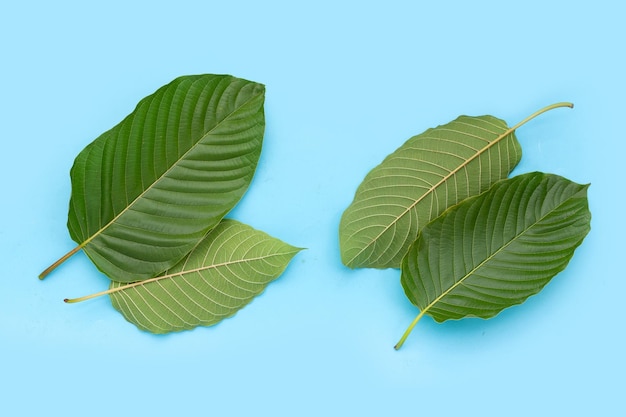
(339, 103, 573, 269)
(41, 74, 265, 282)
(94, 220, 302, 334)
(395, 172, 591, 349)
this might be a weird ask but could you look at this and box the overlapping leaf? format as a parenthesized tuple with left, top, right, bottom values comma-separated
(107, 220, 302, 334)
(44, 74, 266, 282)
(397, 172, 591, 347)
(339, 114, 522, 269)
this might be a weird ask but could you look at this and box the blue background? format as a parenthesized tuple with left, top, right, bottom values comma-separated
(2, 1, 623, 415)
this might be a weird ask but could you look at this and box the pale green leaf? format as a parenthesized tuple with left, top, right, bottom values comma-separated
(106, 219, 302, 334)
(339, 114, 522, 269)
(396, 172, 591, 348)
(42, 74, 265, 282)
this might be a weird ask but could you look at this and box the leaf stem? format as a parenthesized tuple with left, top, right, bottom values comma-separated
(39, 245, 83, 280)
(394, 310, 426, 350)
(510, 102, 574, 132)
(65, 272, 181, 302)
(64, 285, 128, 303)
(65, 277, 155, 302)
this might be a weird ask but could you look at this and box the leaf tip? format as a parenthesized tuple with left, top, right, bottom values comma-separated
(252, 82, 266, 98)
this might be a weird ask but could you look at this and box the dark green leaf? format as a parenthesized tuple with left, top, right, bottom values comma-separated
(43, 74, 265, 282)
(396, 172, 591, 348)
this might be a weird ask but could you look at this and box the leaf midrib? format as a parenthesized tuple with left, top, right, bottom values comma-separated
(79, 85, 263, 251)
(347, 122, 516, 266)
(110, 249, 300, 296)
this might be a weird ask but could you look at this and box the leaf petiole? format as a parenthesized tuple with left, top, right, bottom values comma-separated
(394, 310, 426, 350)
(64, 269, 189, 303)
(39, 244, 84, 280)
(64, 282, 139, 303)
(65, 271, 189, 303)
(510, 102, 573, 131)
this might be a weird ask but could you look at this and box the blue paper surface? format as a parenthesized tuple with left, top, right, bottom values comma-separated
(1, 1, 623, 415)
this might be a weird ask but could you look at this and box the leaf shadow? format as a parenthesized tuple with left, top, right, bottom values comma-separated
(403, 282, 569, 355)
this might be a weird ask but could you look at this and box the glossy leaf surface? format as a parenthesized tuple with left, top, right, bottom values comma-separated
(109, 220, 302, 334)
(400, 172, 590, 332)
(66, 74, 265, 282)
(339, 114, 522, 269)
